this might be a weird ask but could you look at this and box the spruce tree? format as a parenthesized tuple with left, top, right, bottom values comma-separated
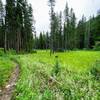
(48, 0, 55, 54)
(0, 0, 4, 49)
(23, 2, 34, 52)
(64, 2, 69, 50)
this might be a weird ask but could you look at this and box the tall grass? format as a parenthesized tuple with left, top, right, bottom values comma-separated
(91, 60, 100, 80)
(12, 51, 100, 99)
(0, 50, 15, 88)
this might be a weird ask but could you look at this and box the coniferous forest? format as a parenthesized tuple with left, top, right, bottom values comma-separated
(0, 0, 35, 53)
(0, 0, 100, 100)
(34, 1, 100, 52)
(0, 0, 100, 53)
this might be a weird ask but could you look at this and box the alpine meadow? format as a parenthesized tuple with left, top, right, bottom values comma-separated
(0, 0, 100, 100)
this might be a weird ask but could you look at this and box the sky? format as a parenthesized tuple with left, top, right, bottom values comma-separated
(3, 0, 100, 35)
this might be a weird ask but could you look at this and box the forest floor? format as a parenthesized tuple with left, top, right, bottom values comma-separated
(0, 63, 19, 100)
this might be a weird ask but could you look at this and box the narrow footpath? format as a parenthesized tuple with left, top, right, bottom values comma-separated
(0, 64, 19, 100)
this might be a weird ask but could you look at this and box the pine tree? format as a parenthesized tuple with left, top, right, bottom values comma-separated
(23, 3, 34, 52)
(48, 0, 55, 54)
(4, 0, 34, 53)
(77, 15, 86, 49)
(70, 9, 76, 49)
(64, 2, 69, 50)
(45, 31, 50, 50)
(58, 12, 63, 49)
(5, 0, 16, 50)
(0, 0, 4, 48)
(84, 17, 91, 49)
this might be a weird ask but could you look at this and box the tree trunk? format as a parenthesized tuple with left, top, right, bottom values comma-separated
(4, 31, 7, 53)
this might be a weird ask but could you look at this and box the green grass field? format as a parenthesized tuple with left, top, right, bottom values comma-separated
(0, 50, 100, 99)
(0, 50, 15, 88)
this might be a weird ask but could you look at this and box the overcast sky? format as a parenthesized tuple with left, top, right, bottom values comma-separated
(3, 0, 100, 35)
(28, 0, 100, 35)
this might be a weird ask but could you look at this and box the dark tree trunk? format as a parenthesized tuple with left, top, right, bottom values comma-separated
(4, 31, 7, 53)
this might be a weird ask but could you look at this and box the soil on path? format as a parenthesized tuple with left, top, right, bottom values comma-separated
(0, 64, 19, 100)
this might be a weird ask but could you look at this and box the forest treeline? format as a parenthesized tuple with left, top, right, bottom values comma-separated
(0, 0, 35, 53)
(34, 0, 100, 52)
(0, 0, 100, 53)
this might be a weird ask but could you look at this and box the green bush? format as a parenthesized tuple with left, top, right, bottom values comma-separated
(93, 42, 100, 51)
(55, 48, 64, 52)
(31, 50, 37, 53)
(0, 48, 4, 56)
(91, 60, 100, 80)
(51, 56, 61, 76)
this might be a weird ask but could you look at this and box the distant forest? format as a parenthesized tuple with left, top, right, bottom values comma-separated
(0, 0, 100, 53)
(34, 0, 100, 53)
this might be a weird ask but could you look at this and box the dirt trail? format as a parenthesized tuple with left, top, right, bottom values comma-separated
(0, 64, 19, 100)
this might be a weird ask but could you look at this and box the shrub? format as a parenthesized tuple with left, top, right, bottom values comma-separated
(51, 56, 61, 76)
(93, 41, 100, 51)
(91, 60, 100, 80)
(55, 48, 64, 52)
(31, 50, 37, 53)
(0, 49, 4, 56)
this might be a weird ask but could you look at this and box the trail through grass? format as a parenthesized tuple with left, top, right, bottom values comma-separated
(0, 53, 15, 88)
